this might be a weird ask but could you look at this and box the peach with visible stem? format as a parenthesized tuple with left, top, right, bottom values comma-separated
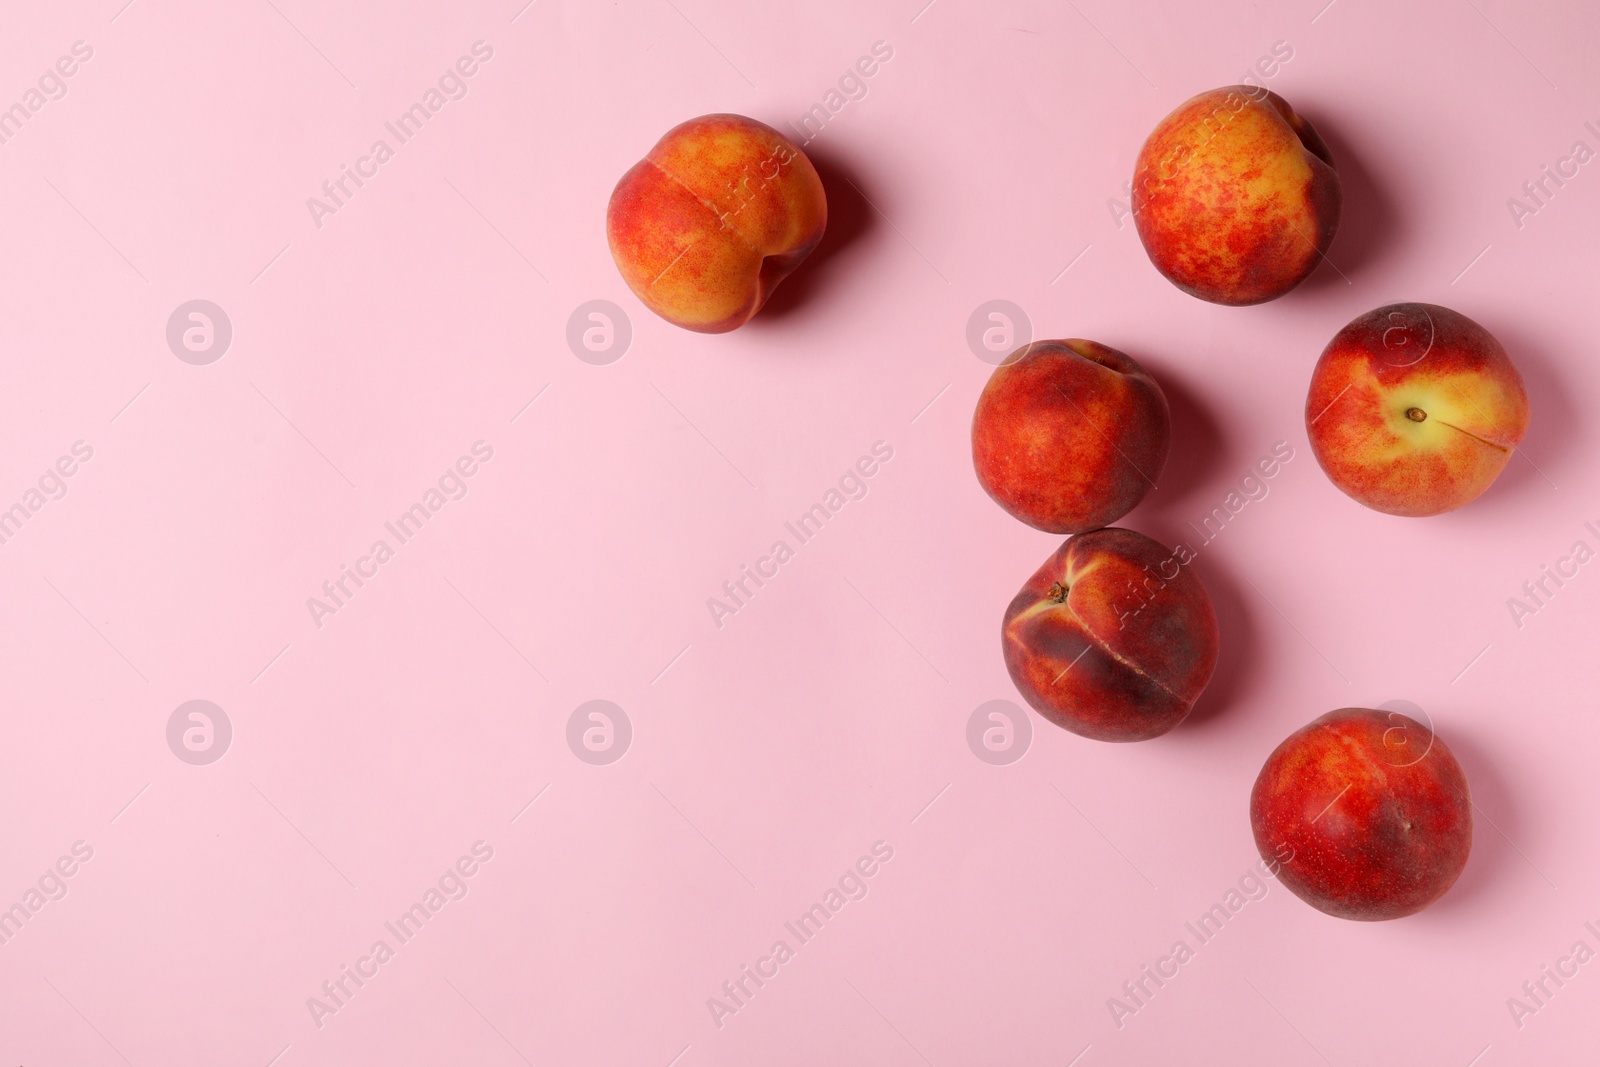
(1002, 528, 1218, 742)
(1306, 302, 1530, 516)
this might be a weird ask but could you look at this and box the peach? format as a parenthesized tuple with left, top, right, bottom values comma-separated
(971, 340, 1170, 534)
(606, 114, 826, 333)
(1306, 302, 1530, 516)
(1250, 708, 1473, 920)
(1132, 86, 1341, 305)
(1002, 528, 1218, 742)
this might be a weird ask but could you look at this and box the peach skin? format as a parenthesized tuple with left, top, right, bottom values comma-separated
(1251, 708, 1473, 920)
(1132, 86, 1341, 305)
(1306, 302, 1530, 516)
(971, 340, 1170, 534)
(606, 114, 827, 333)
(1002, 528, 1218, 742)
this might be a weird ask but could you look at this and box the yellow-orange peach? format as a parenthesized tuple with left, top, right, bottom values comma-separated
(607, 114, 827, 333)
(1306, 303, 1530, 516)
(1132, 87, 1341, 305)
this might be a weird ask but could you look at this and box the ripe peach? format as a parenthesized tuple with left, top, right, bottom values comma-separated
(1132, 86, 1341, 305)
(971, 340, 1170, 534)
(606, 114, 826, 333)
(1002, 528, 1218, 742)
(1306, 302, 1530, 516)
(1250, 708, 1473, 921)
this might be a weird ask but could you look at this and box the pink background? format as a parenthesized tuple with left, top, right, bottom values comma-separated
(1, 0, 1597, 1063)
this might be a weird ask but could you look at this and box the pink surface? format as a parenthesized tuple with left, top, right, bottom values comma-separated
(1, 0, 1597, 1063)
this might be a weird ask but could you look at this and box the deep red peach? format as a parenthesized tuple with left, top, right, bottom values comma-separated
(972, 340, 1170, 534)
(1251, 708, 1473, 920)
(1002, 528, 1218, 742)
